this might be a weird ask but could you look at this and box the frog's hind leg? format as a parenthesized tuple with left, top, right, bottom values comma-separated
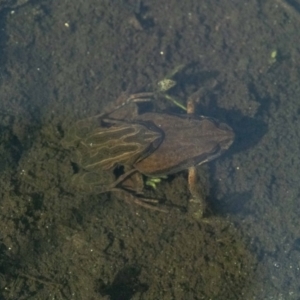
(112, 188, 169, 213)
(110, 169, 169, 212)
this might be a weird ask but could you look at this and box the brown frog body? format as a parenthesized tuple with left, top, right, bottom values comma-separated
(62, 93, 234, 212)
(133, 112, 234, 177)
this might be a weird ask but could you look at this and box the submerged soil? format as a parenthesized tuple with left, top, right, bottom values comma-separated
(0, 0, 300, 299)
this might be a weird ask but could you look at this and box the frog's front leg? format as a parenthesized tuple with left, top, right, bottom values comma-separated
(186, 90, 206, 219)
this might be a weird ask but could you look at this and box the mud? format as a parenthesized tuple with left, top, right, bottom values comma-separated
(0, 0, 300, 299)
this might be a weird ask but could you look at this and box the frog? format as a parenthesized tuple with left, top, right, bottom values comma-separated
(63, 90, 234, 215)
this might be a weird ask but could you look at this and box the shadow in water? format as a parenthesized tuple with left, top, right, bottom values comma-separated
(97, 265, 148, 300)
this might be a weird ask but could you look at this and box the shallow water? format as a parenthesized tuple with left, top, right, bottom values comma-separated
(0, 0, 300, 299)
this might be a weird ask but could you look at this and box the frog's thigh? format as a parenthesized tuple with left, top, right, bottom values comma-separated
(120, 171, 144, 194)
(70, 170, 115, 194)
(188, 166, 205, 219)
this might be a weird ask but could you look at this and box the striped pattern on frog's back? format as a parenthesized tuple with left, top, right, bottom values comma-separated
(63, 115, 163, 171)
